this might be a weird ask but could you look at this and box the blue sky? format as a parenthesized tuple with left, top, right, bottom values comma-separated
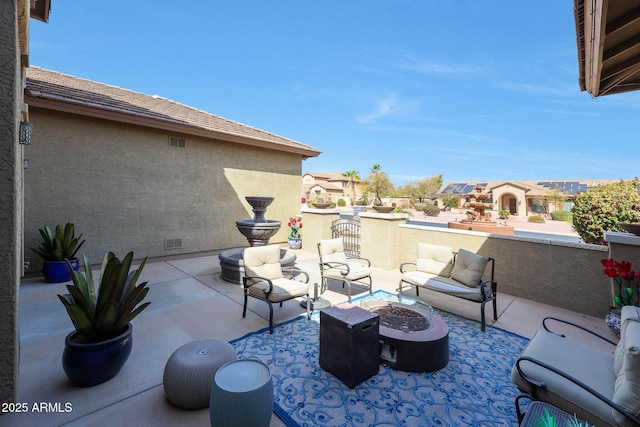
(30, 1, 640, 186)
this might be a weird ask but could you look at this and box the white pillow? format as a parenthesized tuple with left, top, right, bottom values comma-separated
(450, 249, 489, 288)
(416, 243, 453, 276)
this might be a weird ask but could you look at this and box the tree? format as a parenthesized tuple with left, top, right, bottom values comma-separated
(572, 180, 640, 244)
(546, 187, 568, 211)
(363, 164, 394, 205)
(397, 174, 443, 202)
(441, 192, 459, 210)
(342, 170, 360, 206)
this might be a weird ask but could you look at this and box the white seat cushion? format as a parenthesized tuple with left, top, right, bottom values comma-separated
(247, 277, 309, 303)
(511, 330, 616, 426)
(324, 261, 372, 281)
(401, 271, 483, 302)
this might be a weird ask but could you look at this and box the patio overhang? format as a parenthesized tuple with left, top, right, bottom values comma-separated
(575, 0, 640, 96)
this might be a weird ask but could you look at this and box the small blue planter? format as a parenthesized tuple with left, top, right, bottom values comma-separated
(42, 259, 79, 283)
(62, 323, 133, 387)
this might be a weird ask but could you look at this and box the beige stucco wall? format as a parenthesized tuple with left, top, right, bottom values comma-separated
(302, 211, 612, 318)
(299, 209, 340, 252)
(0, 0, 21, 403)
(24, 109, 305, 268)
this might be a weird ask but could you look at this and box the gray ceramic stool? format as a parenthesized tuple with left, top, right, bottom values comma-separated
(163, 339, 237, 409)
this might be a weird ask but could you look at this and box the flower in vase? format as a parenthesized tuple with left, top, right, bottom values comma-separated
(601, 258, 639, 307)
(287, 216, 302, 240)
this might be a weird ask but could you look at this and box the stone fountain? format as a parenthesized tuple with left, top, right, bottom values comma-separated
(447, 184, 514, 235)
(219, 196, 296, 284)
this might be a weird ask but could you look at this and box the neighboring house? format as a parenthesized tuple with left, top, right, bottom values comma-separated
(23, 67, 320, 264)
(302, 172, 363, 205)
(438, 180, 623, 217)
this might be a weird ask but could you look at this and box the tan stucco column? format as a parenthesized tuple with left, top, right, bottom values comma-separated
(300, 208, 341, 253)
(359, 212, 409, 270)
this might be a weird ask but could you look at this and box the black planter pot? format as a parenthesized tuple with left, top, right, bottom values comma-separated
(62, 323, 133, 387)
(42, 259, 79, 283)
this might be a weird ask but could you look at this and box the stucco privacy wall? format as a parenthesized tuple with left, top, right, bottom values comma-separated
(301, 211, 611, 318)
(24, 109, 303, 267)
(394, 224, 610, 317)
(0, 0, 21, 403)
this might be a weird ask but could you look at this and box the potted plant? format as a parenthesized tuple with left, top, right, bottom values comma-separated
(287, 216, 303, 249)
(58, 251, 150, 387)
(31, 223, 85, 283)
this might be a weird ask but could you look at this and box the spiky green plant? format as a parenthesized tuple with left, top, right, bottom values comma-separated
(31, 223, 85, 262)
(58, 252, 150, 342)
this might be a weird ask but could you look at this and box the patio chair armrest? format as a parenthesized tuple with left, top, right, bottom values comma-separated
(348, 256, 371, 267)
(479, 279, 497, 298)
(515, 355, 640, 425)
(282, 266, 310, 283)
(242, 275, 274, 295)
(542, 317, 617, 346)
(399, 262, 417, 273)
(321, 261, 352, 276)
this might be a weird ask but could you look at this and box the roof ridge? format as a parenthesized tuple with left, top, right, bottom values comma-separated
(25, 67, 320, 156)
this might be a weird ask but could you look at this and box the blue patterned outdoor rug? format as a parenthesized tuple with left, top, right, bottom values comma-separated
(230, 291, 528, 427)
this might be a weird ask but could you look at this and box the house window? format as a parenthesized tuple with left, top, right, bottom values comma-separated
(169, 137, 186, 148)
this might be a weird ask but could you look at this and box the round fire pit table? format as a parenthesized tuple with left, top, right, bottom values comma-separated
(361, 301, 449, 372)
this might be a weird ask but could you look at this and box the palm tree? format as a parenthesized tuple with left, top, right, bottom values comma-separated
(342, 170, 360, 206)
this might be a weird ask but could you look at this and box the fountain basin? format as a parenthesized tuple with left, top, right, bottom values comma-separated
(236, 220, 281, 246)
(219, 248, 296, 285)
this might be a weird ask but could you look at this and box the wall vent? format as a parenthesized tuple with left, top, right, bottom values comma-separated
(169, 137, 186, 148)
(164, 238, 183, 250)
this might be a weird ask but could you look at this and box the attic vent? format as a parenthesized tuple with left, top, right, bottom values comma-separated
(164, 238, 183, 250)
(169, 137, 186, 148)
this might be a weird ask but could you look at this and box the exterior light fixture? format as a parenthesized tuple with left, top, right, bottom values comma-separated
(19, 122, 32, 145)
(23, 159, 30, 169)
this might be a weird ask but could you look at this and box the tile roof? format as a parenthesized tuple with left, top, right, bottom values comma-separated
(439, 179, 625, 196)
(24, 67, 321, 158)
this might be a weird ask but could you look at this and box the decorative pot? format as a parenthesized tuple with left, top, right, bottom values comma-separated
(372, 206, 394, 213)
(605, 309, 622, 337)
(288, 238, 302, 249)
(62, 323, 133, 387)
(312, 203, 331, 209)
(42, 258, 79, 283)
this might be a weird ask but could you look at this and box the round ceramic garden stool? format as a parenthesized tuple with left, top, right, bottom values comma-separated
(163, 339, 237, 409)
(210, 359, 273, 427)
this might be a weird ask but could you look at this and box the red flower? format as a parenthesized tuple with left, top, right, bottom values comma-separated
(601, 258, 617, 268)
(617, 260, 632, 273)
(603, 267, 618, 278)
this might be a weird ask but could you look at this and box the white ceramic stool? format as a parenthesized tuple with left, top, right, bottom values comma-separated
(163, 339, 237, 409)
(209, 359, 273, 426)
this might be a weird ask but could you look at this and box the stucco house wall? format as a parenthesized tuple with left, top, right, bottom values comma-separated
(0, 0, 25, 404)
(24, 108, 306, 266)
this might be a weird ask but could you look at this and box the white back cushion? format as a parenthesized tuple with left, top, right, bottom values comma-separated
(450, 249, 489, 288)
(612, 320, 640, 427)
(243, 245, 282, 280)
(319, 238, 348, 264)
(416, 243, 454, 277)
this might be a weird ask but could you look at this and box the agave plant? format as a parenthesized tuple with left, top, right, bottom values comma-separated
(58, 252, 151, 342)
(31, 223, 85, 262)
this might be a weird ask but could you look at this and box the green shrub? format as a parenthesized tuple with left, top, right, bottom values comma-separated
(550, 210, 572, 223)
(423, 204, 440, 217)
(414, 203, 426, 212)
(441, 193, 459, 210)
(337, 198, 346, 207)
(498, 210, 510, 219)
(528, 215, 545, 223)
(572, 180, 640, 244)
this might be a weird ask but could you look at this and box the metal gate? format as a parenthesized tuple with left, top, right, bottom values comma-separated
(331, 219, 361, 258)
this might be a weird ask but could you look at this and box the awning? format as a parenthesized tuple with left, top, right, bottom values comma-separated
(575, 0, 640, 96)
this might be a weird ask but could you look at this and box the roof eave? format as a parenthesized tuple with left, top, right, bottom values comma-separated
(25, 94, 320, 159)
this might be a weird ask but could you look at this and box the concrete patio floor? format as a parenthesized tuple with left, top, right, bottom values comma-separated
(4, 248, 617, 426)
